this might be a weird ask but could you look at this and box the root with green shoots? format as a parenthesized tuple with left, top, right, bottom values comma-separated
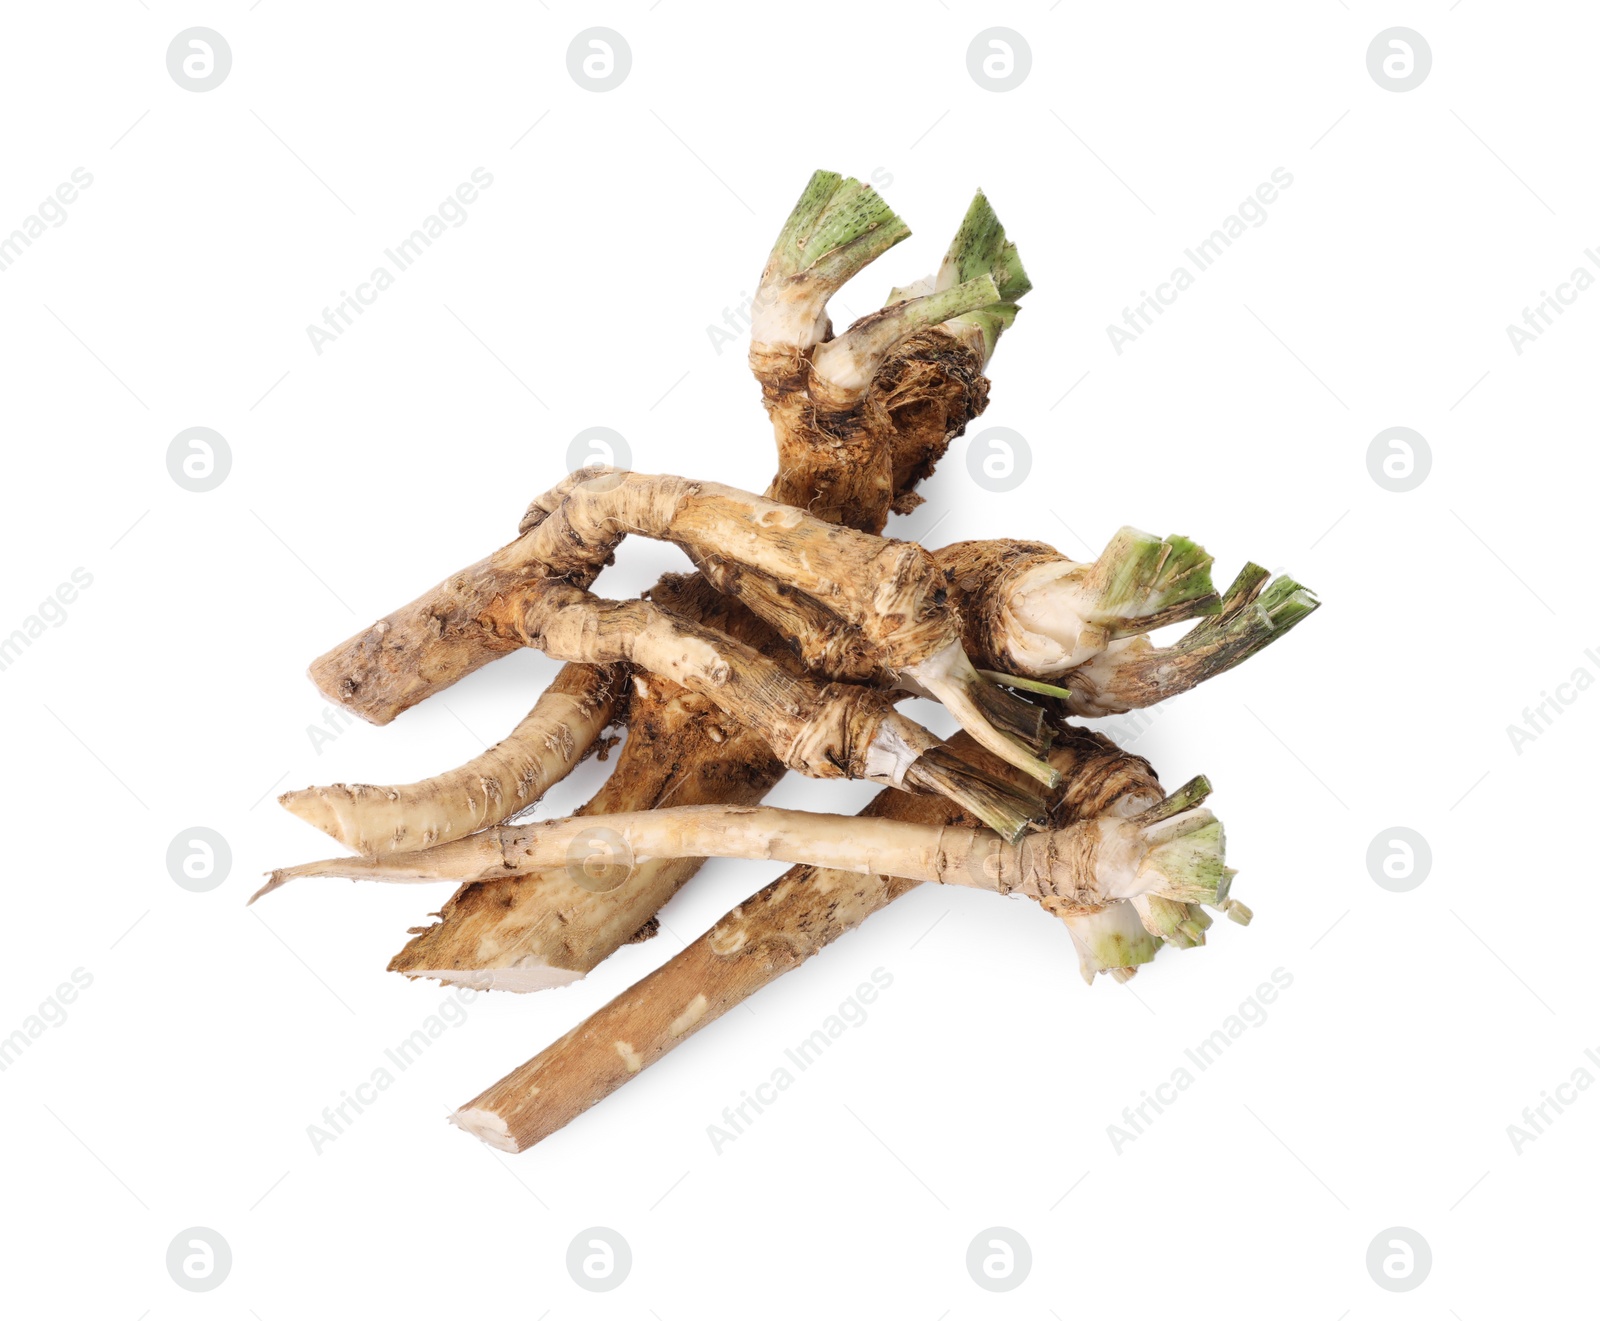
(257, 768, 1236, 925)
(752, 175, 1023, 530)
(260, 168, 1314, 1154)
(936, 534, 1317, 715)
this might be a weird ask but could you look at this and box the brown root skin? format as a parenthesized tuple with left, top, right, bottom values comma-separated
(301, 176, 1010, 1007)
(384, 572, 793, 990)
(880, 324, 990, 515)
(280, 662, 623, 855)
(936, 537, 1068, 672)
(479, 578, 935, 787)
(363, 321, 1001, 987)
(307, 468, 626, 726)
(307, 546, 551, 727)
(755, 346, 898, 532)
(687, 558, 884, 684)
(514, 470, 959, 674)
(755, 324, 988, 533)
(310, 323, 993, 726)
(383, 438, 988, 985)
(452, 726, 1163, 1152)
(459, 566, 1038, 827)
(715, 537, 1062, 689)
(497, 471, 1057, 785)
(377, 575, 812, 988)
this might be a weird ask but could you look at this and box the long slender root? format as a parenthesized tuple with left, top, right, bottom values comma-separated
(259, 774, 1234, 923)
(280, 663, 623, 855)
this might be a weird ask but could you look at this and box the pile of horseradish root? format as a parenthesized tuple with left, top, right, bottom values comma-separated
(259, 172, 1318, 1152)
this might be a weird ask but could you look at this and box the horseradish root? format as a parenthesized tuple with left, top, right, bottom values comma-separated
(280, 663, 623, 855)
(754, 177, 1029, 530)
(264, 168, 1315, 1153)
(507, 467, 1062, 784)
(450, 727, 1213, 1151)
(260, 783, 1237, 929)
(476, 576, 1044, 827)
(312, 175, 1026, 997)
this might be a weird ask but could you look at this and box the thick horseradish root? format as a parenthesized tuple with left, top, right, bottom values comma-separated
(266, 167, 1315, 1152)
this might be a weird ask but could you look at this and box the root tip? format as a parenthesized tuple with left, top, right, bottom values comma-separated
(449, 1105, 521, 1152)
(247, 871, 291, 905)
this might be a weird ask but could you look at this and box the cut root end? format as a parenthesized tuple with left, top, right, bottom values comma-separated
(1183, 565, 1321, 661)
(399, 964, 585, 993)
(248, 870, 296, 905)
(1137, 811, 1233, 906)
(1087, 527, 1219, 634)
(449, 1106, 519, 1153)
(1133, 775, 1214, 827)
(1060, 901, 1161, 984)
(1218, 898, 1254, 926)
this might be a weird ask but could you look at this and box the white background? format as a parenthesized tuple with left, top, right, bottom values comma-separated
(2, 2, 1595, 1316)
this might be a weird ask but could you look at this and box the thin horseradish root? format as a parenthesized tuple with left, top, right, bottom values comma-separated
(266, 167, 1317, 1153)
(280, 663, 625, 855)
(257, 783, 1240, 927)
